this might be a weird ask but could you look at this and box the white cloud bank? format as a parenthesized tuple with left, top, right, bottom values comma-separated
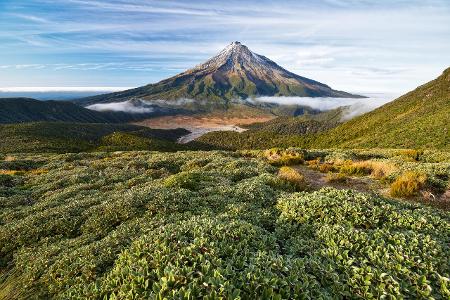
(85, 93, 399, 119)
(87, 100, 154, 114)
(86, 98, 196, 114)
(254, 92, 399, 120)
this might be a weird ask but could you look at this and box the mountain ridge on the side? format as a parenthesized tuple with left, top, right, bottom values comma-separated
(0, 97, 184, 124)
(314, 67, 450, 148)
(195, 67, 450, 149)
(75, 42, 364, 108)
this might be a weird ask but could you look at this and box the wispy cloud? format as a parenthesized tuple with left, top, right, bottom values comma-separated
(10, 13, 51, 23)
(15, 64, 46, 69)
(66, 0, 220, 16)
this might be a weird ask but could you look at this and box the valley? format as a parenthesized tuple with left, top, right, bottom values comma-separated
(133, 114, 275, 143)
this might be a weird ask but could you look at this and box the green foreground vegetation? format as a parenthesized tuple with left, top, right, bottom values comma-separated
(1, 149, 449, 299)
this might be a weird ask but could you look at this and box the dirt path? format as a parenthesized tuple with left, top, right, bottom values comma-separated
(294, 165, 379, 194)
(293, 165, 449, 209)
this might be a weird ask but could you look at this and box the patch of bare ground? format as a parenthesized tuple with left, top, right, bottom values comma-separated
(418, 189, 450, 210)
(293, 165, 450, 210)
(133, 114, 275, 143)
(294, 165, 379, 193)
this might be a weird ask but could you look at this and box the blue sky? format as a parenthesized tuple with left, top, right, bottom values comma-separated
(0, 0, 449, 94)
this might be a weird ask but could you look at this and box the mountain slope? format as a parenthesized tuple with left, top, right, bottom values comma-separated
(315, 67, 450, 149)
(0, 98, 151, 124)
(76, 42, 362, 108)
(195, 68, 450, 150)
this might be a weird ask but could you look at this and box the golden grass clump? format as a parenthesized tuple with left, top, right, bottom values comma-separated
(264, 149, 304, 166)
(398, 149, 424, 162)
(325, 172, 348, 183)
(390, 171, 427, 198)
(0, 170, 19, 175)
(336, 160, 397, 179)
(278, 166, 307, 189)
(4, 155, 16, 161)
(306, 159, 337, 173)
(305, 158, 321, 168)
(339, 161, 373, 176)
(369, 161, 397, 179)
(0, 169, 48, 175)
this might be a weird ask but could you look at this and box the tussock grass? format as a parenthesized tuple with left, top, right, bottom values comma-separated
(339, 161, 373, 176)
(339, 160, 398, 178)
(390, 171, 427, 198)
(278, 166, 307, 190)
(306, 159, 337, 173)
(325, 172, 348, 183)
(264, 148, 304, 166)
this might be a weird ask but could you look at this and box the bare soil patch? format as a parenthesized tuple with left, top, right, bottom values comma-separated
(133, 114, 275, 143)
(294, 165, 378, 193)
(294, 165, 450, 210)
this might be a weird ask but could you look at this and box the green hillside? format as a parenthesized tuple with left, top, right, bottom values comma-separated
(196, 68, 450, 150)
(313, 67, 450, 148)
(0, 122, 192, 153)
(0, 98, 148, 124)
(193, 108, 345, 150)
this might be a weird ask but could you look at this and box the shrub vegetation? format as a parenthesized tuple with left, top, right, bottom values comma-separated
(0, 151, 449, 299)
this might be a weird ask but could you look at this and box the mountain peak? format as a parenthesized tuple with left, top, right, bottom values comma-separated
(222, 41, 252, 55)
(191, 41, 263, 73)
(77, 42, 363, 106)
(226, 41, 246, 52)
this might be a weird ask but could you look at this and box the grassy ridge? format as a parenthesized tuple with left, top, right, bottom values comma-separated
(196, 68, 450, 150)
(313, 67, 450, 149)
(0, 122, 192, 153)
(0, 150, 449, 299)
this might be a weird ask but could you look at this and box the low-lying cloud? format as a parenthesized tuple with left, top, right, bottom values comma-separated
(85, 93, 399, 119)
(87, 98, 196, 114)
(254, 92, 399, 120)
(87, 100, 154, 114)
(149, 98, 195, 106)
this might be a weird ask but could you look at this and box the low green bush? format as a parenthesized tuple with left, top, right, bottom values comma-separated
(277, 188, 450, 299)
(0, 151, 448, 299)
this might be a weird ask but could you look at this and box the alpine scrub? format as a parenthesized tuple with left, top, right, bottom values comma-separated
(0, 151, 449, 299)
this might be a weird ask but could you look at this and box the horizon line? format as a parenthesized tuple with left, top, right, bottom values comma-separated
(0, 87, 135, 92)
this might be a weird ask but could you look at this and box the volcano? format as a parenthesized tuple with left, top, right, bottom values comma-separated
(77, 42, 363, 109)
